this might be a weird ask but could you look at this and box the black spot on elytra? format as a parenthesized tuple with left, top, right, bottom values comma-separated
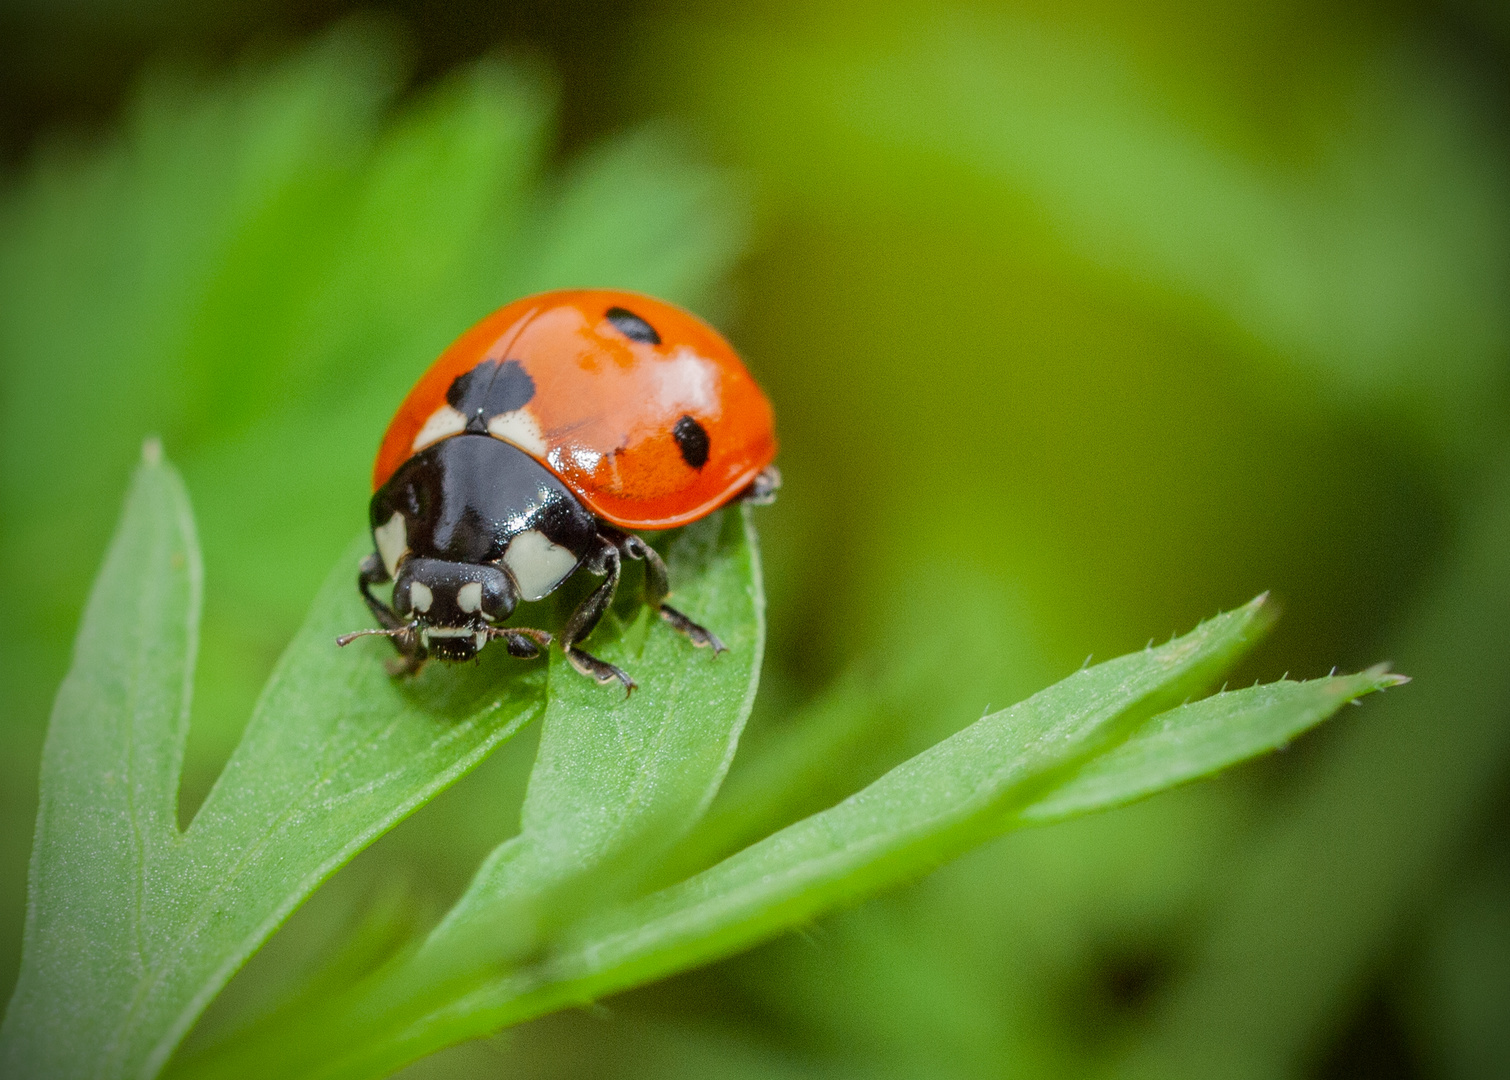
(447, 359, 535, 431)
(606, 306, 661, 345)
(673, 415, 709, 469)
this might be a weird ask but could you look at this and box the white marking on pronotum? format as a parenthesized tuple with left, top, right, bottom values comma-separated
(503, 529, 579, 602)
(487, 408, 548, 457)
(412, 404, 468, 452)
(375, 512, 407, 579)
(409, 581, 433, 613)
(456, 581, 483, 613)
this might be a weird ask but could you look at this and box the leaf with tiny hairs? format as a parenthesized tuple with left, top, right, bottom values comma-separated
(0, 450, 544, 1080)
(171, 591, 1403, 1080)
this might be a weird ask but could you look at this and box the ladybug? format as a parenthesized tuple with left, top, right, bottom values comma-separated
(338, 289, 779, 690)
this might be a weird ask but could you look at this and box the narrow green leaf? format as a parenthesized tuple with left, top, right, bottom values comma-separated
(1, 455, 545, 1080)
(2, 27, 754, 1080)
(1018, 666, 1408, 824)
(430, 507, 765, 951)
(2, 442, 200, 1079)
(283, 598, 1272, 1074)
(662, 666, 1405, 888)
(653, 671, 891, 887)
(1113, 454, 1510, 1080)
(171, 506, 766, 1080)
(138, 538, 544, 1076)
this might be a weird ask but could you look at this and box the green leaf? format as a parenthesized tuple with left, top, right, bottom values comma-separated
(1112, 453, 1510, 1080)
(493, 600, 1275, 1014)
(170, 506, 767, 1080)
(2, 26, 759, 1078)
(224, 597, 1279, 1077)
(0, 449, 544, 1080)
(2, 442, 201, 1078)
(13, 448, 1395, 1080)
(659, 661, 1406, 889)
(1018, 666, 1408, 824)
(429, 506, 766, 955)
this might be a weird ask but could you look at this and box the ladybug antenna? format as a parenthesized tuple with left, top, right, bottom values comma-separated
(336, 626, 413, 647)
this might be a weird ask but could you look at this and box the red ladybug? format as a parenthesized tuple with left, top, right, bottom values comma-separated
(338, 289, 779, 690)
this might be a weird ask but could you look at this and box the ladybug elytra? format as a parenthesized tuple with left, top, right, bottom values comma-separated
(338, 289, 779, 690)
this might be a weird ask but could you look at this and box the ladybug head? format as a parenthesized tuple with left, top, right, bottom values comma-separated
(391, 558, 516, 661)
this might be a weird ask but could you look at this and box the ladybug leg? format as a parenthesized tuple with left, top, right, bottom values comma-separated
(356, 552, 426, 672)
(737, 464, 781, 506)
(618, 534, 727, 654)
(358, 552, 402, 629)
(657, 604, 727, 653)
(489, 627, 553, 659)
(562, 538, 636, 693)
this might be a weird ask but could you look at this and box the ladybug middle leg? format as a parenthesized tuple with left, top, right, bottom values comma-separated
(618, 533, 727, 653)
(561, 536, 636, 693)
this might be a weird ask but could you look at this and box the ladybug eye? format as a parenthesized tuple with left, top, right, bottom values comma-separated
(673, 415, 709, 469)
(606, 307, 661, 345)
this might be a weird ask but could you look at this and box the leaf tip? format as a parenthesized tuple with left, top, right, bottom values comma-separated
(141, 435, 164, 467)
(1362, 662, 1410, 689)
(1237, 591, 1280, 639)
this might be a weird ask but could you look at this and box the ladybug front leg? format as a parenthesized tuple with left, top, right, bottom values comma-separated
(356, 552, 425, 673)
(358, 552, 403, 629)
(618, 534, 726, 654)
(561, 537, 636, 693)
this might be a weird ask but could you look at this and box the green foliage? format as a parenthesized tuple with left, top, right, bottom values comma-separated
(0, 447, 542, 1079)
(1113, 452, 1510, 1080)
(0, 19, 746, 793)
(0, 18, 746, 1021)
(2, 448, 1396, 1078)
(4, 7, 1501, 1080)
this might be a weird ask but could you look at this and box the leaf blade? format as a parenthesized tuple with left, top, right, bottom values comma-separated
(431, 507, 765, 949)
(138, 536, 545, 1077)
(2, 505, 547, 1080)
(1019, 667, 1407, 823)
(291, 598, 1274, 1074)
(1, 445, 202, 1079)
(168, 507, 767, 1080)
(521, 599, 1272, 1003)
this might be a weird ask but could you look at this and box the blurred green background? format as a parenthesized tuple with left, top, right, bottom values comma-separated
(3, 1, 1508, 1077)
